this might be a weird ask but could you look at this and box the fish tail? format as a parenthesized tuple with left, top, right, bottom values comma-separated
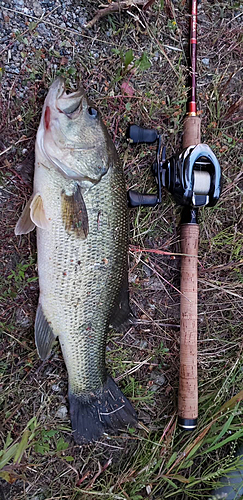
(69, 376, 137, 444)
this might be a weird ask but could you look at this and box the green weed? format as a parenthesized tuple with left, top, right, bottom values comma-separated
(112, 49, 151, 82)
(7, 258, 37, 290)
(0, 418, 73, 484)
(210, 226, 243, 259)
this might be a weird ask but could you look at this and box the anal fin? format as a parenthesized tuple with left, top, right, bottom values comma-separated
(35, 304, 56, 360)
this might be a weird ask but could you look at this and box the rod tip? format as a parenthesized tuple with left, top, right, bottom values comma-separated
(178, 417, 197, 431)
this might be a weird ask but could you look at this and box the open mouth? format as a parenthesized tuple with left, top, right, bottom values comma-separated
(55, 79, 84, 115)
(46, 77, 88, 117)
(57, 91, 84, 114)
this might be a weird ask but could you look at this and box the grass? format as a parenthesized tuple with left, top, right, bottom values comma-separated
(0, 0, 243, 499)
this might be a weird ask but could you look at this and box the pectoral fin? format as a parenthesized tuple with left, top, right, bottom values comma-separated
(15, 194, 36, 235)
(35, 303, 56, 360)
(61, 184, 89, 239)
(15, 193, 49, 235)
(30, 193, 49, 229)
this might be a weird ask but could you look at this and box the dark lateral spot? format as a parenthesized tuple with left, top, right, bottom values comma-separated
(77, 260, 81, 265)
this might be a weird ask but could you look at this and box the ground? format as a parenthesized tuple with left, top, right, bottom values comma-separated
(0, 0, 243, 499)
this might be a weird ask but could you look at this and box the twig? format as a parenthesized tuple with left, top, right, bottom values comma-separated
(86, 459, 112, 490)
(130, 297, 173, 338)
(0, 4, 61, 56)
(159, 412, 177, 445)
(0, 136, 29, 157)
(1, 6, 116, 49)
(129, 245, 198, 258)
(134, 256, 190, 301)
(199, 279, 243, 300)
(85, 0, 148, 29)
(136, 319, 180, 328)
(223, 96, 243, 121)
(138, 8, 180, 76)
(129, 245, 177, 256)
(115, 356, 152, 381)
(76, 470, 91, 486)
(199, 261, 243, 273)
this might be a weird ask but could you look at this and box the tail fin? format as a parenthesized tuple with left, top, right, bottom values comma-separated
(69, 376, 137, 444)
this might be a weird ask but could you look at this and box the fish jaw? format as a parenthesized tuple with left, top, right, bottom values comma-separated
(43, 77, 86, 117)
(44, 76, 66, 105)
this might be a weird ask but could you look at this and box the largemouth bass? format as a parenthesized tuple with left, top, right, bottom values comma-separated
(15, 77, 137, 443)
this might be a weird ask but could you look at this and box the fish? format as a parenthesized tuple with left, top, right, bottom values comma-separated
(15, 77, 137, 443)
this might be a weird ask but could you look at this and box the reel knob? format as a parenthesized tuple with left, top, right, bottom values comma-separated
(127, 125, 158, 144)
(127, 190, 158, 208)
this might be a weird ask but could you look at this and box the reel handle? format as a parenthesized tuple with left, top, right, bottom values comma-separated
(128, 190, 158, 208)
(127, 124, 158, 144)
(178, 222, 199, 430)
(126, 126, 164, 207)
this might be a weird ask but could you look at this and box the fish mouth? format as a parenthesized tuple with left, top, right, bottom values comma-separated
(47, 77, 86, 115)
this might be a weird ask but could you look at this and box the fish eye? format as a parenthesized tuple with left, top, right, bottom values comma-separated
(88, 107, 98, 118)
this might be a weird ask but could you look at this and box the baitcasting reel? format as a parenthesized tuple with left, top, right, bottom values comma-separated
(127, 124, 221, 211)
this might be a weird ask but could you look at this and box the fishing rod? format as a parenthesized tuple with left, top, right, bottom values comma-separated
(127, 0, 221, 430)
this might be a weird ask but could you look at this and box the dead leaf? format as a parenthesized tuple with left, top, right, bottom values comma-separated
(121, 81, 135, 97)
(0, 470, 18, 484)
(60, 57, 68, 66)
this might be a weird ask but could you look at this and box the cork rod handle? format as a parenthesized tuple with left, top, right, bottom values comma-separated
(182, 116, 201, 149)
(178, 224, 199, 429)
